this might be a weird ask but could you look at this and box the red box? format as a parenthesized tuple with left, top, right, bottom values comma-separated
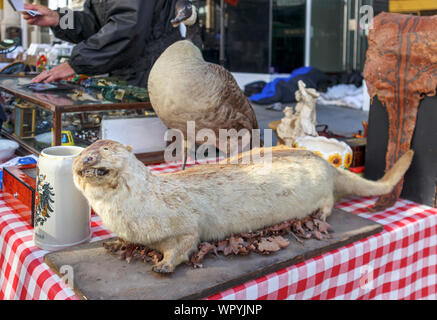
(350, 166, 365, 174)
(3, 164, 37, 227)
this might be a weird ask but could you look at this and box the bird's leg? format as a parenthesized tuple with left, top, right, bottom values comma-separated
(182, 150, 188, 171)
(182, 140, 196, 171)
(182, 139, 188, 171)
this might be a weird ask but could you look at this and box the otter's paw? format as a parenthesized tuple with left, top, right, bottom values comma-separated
(320, 211, 332, 222)
(152, 261, 175, 274)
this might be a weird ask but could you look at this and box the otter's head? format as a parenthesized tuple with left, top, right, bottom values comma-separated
(73, 140, 133, 187)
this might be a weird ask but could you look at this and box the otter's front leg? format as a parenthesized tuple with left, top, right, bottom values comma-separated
(319, 195, 335, 221)
(152, 234, 199, 274)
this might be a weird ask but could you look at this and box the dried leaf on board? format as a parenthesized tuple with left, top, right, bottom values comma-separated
(257, 236, 290, 254)
(103, 210, 334, 269)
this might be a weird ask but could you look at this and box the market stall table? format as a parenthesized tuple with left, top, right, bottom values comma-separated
(0, 160, 436, 300)
(0, 77, 164, 164)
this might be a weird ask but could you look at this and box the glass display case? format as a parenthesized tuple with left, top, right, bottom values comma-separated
(0, 77, 166, 164)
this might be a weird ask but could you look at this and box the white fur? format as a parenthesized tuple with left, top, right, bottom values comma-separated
(73, 142, 413, 272)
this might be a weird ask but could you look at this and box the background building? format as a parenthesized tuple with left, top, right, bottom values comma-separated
(194, 0, 391, 75)
(0, 0, 79, 47)
(389, 0, 437, 15)
(0, 0, 21, 42)
(2, 0, 437, 75)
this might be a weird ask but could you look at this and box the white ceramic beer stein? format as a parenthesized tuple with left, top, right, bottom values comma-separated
(34, 146, 91, 251)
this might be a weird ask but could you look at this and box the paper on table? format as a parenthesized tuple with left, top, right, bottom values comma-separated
(8, 0, 42, 16)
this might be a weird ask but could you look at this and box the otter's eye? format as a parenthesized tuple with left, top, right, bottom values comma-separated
(103, 148, 109, 151)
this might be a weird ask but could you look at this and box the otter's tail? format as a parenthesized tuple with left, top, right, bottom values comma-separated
(334, 150, 414, 197)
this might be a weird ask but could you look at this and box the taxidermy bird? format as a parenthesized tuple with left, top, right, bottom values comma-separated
(170, 0, 203, 49)
(149, 2, 259, 167)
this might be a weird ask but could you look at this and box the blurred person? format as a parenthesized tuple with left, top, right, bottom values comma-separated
(23, 0, 181, 86)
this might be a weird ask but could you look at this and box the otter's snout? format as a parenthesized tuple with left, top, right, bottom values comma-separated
(83, 155, 98, 166)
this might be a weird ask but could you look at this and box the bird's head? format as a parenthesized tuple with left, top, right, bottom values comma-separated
(171, 0, 198, 27)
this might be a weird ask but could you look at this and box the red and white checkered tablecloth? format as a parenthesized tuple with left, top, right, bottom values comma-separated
(1, 159, 436, 300)
(208, 197, 437, 300)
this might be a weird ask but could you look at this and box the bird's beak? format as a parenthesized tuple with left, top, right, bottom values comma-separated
(171, 6, 193, 27)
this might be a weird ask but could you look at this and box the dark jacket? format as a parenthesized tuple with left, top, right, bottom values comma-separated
(51, 0, 182, 87)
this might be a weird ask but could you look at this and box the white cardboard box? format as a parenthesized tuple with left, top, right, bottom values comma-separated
(101, 117, 168, 154)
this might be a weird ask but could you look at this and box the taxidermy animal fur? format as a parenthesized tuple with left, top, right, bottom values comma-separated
(73, 140, 414, 273)
(148, 40, 259, 154)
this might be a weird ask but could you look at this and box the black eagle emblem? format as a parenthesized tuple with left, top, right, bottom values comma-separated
(35, 174, 55, 227)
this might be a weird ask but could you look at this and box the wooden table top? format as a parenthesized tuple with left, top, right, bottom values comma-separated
(0, 77, 152, 113)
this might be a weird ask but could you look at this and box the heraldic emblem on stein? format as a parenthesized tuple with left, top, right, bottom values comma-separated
(35, 174, 55, 227)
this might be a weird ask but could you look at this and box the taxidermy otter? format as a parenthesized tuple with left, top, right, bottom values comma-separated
(73, 140, 414, 273)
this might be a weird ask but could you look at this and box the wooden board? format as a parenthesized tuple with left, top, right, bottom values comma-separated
(45, 209, 383, 300)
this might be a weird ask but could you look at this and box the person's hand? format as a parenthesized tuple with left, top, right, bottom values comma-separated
(22, 4, 60, 27)
(32, 63, 76, 83)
